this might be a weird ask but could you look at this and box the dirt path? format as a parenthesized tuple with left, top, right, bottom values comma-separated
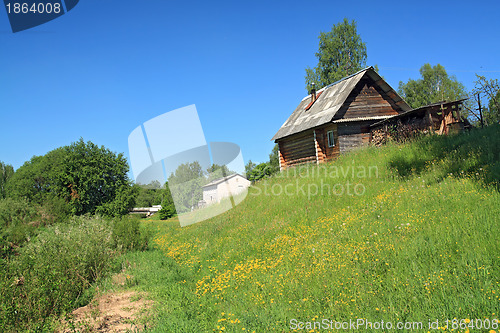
(59, 284, 152, 332)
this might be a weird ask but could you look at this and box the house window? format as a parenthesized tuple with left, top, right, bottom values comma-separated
(327, 131, 335, 147)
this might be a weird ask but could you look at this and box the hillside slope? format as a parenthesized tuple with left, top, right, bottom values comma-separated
(124, 125, 500, 332)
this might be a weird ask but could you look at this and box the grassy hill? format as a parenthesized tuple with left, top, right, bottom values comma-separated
(121, 125, 500, 332)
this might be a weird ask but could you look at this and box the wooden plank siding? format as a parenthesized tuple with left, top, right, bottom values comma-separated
(336, 78, 401, 120)
(278, 123, 341, 169)
(337, 121, 372, 154)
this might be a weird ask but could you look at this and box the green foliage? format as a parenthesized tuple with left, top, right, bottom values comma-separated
(135, 184, 161, 207)
(206, 164, 232, 184)
(0, 198, 39, 257)
(245, 145, 280, 182)
(246, 162, 273, 182)
(0, 161, 14, 199)
(486, 89, 500, 124)
(162, 181, 175, 207)
(398, 64, 468, 108)
(168, 162, 206, 213)
(471, 75, 500, 125)
(95, 184, 138, 217)
(0, 216, 117, 331)
(158, 204, 176, 220)
(305, 18, 367, 92)
(268, 144, 280, 174)
(244, 160, 257, 177)
(6, 149, 66, 205)
(0, 195, 72, 259)
(0, 198, 37, 230)
(6, 139, 135, 217)
(168, 161, 204, 185)
(206, 164, 230, 175)
(112, 216, 150, 251)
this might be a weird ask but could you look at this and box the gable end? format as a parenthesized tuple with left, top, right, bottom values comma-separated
(334, 76, 405, 120)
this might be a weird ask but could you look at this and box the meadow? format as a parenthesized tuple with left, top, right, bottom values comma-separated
(116, 125, 499, 332)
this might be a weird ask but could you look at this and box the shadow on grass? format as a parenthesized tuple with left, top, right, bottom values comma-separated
(387, 124, 500, 190)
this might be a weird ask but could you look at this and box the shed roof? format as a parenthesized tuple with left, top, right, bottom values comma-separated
(271, 67, 411, 141)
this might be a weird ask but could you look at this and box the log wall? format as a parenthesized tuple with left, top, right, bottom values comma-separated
(278, 131, 316, 169)
(314, 123, 339, 163)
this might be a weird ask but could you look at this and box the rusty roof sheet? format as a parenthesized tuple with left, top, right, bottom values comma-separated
(271, 67, 411, 141)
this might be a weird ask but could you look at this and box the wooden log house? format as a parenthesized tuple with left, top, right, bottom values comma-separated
(272, 67, 411, 169)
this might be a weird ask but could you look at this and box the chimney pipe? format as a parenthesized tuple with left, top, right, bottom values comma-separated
(310, 83, 316, 103)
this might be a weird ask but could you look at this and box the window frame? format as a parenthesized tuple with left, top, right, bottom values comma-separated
(327, 130, 335, 147)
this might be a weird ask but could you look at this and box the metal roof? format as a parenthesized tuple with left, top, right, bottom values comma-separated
(271, 67, 411, 141)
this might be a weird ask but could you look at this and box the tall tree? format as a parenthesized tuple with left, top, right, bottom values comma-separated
(0, 161, 14, 199)
(487, 90, 500, 124)
(206, 164, 231, 182)
(398, 64, 468, 109)
(167, 162, 205, 212)
(305, 18, 367, 92)
(244, 160, 256, 178)
(471, 75, 500, 125)
(268, 144, 280, 174)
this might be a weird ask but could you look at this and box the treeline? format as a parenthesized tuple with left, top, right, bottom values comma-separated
(135, 162, 232, 216)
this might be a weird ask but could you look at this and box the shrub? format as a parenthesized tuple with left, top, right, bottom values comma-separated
(0, 198, 38, 258)
(158, 204, 176, 220)
(0, 197, 72, 259)
(112, 215, 150, 251)
(0, 215, 117, 331)
(246, 162, 273, 182)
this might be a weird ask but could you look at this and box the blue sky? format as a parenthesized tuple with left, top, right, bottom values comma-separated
(1, 0, 499, 176)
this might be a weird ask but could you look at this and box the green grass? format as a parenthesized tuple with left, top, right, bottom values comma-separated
(117, 125, 500, 332)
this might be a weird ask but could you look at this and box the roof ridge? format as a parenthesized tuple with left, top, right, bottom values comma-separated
(323, 66, 373, 90)
(202, 173, 243, 187)
(300, 66, 373, 101)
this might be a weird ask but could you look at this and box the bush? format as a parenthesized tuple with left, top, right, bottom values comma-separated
(246, 162, 273, 182)
(112, 216, 150, 251)
(158, 204, 176, 220)
(0, 197, 72, 259)
(0, 215, 117, 331)
(0, 198, 39, 258)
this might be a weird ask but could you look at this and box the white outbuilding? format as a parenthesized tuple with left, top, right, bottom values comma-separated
(201, 173, 250, 206)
